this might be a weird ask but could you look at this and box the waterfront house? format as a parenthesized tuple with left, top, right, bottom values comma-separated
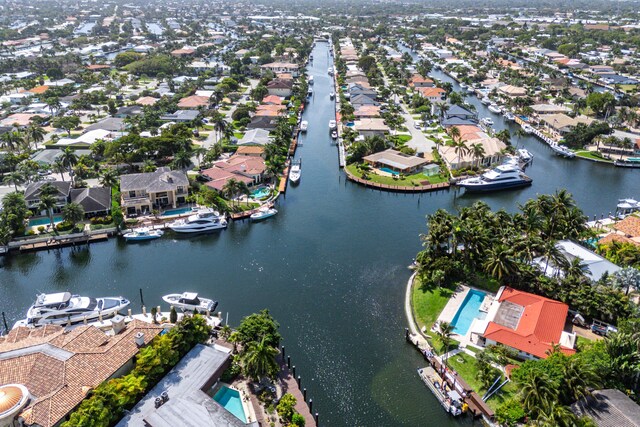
(350, 94, 380, 108)
(468, 286, 576, 360)
(533, 240, 621, 282)
(120, 167, 189, 216)
(0, 320, 162, 427)
(236, 145, 265, 158)
(69, 187, 112, 217)
(363, 149, 429, 174)
(440, 105, 478, 127)
(266, 79, 293, 97)
(201, 155, 266, 191)
(24, 181, 71, 214)
(539, 114, 594, 135)
(247, 116, 278, 130)
(408, 75, 435, 88)
(238, 128, 271, 146)
(416, 87, 446, 102)
(571, 388, 640, 427)
(261, 95, 283, 105)
(497, 84, 527, 98)
(354, 105, 381, 118)
(353, 118, 390, 137)
(260, 62, 299, 77)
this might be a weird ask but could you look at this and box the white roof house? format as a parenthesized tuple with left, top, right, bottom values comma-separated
(533, 240, 621, 282)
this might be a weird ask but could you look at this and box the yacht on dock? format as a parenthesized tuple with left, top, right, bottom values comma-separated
(417, 367, 463, 416)
(481, 117, 494, 126)
(122, 227, 164, 242)
(251, 206, 278, 221)
(17, 292, 130, 328)
(481, 97, 491, 105)
(289, 160, 301, 183)
(457, 164, 532, 192)
(168, 208, 227, 233)
(522, 124, 534, 134)
(488, 104, 502, 114)
(614, 158, 640, 168)
(327, 67, 333, 75)
(504, 112, 515, 121)
(616, 198, 640, 215)
(329, 120, 337, 130)
(162, 292, 218, 313)
(331, 131, 338, 139)
(517, 148, 534, 164)
(550, 144, 576, 158)
(308, 75, 314, 85)
(329, 92, 335, 99)
(300, 120, 308, 132)
(307, 88, 313, 97)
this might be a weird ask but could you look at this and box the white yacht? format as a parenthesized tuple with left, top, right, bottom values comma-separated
(251, 206, 278, 221)
(488, 104, 502, 114)
(517, 148, 534, 164)
(307, 88, 313, 97)
(550, 144, 576, 158)
(522, 124, 534, 134)
(328, 120, 337, 130)
(123, 227, 163, 242)
(331, 131, 338, 139)
(162, 292, 218, 313)
(457, 164, 532, 192)
(481, 117, 494, 126)
(289, 161, 301, 183)
(300, 120, 308, 132)
(308, 75, 314, 85)
(481, 97, 491, 105)
(19, 292, 130, 328)
(328, 67, 334, 75)
(329, 92, 335, 99)
(168, 208, 227, 233)
(616, 198, 640, 215)
(504, 112, 515, 121)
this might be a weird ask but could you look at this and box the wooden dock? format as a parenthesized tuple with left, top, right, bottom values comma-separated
(18, 233, 109, 252)
(276, 355, 317, 427)
(338, 142, 346, 168)
(345, 168, 450, 193)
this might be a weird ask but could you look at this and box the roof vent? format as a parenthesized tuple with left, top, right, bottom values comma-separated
(134, 332, 145, 347)
(111, 315, 125, 335)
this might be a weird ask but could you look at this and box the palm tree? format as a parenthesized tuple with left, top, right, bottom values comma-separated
(25, 124, 45, 150)
(561, 357, 598, 404)
(3, 171, 24, 191)
(38, 194, 59, 234)
(60, 147, 78, 184)
(222, 178, 240, 206)
(241, 335, 280, 381)
(495, 129, 511, 146)
(436, 321, 454, 359)
(532, 400, 578, 427)
(62, 202, 85, 229)
(449, 125, 461, 144)
(53, 159, 66, 181)
(453, 139, 469, 166)
(470, 142, 485, 168)
(483, 244, 517, 282)
(518, 371, 556, 415)
(99, 168, 119, 188)
(213, 114, 228, 142)
(172, 150, 192, 171)
(0, 130, 23, 151)
(192, 146, 207, 167)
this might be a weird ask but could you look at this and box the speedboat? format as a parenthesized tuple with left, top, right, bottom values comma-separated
(251, 206, 278, 221)
(331, 131, 338, 139)
(550, 144, 575, 158)
(168, 208, 227, 233)
(123, 227, 163, 242)
(481, 117, 494, 126)
(19, 292, 130, 328)
(459, 83, 467, 90)
(522, 124, 534, 134)
(457, 164, 532, 192)
(481, 97, 491, 105)
(504, 112, 515, 121)
(289, 161, 301, 183)
(308, 75, 314, 85)
(162, 292, 218, 313)
(329, 92, 335, 99)
(488, 104, 502, 114)
(328, 120, 337, 130)
(517, 148, 533, 164)
(307, 88, 313, 97)
(616, 198, 640, 215)
(327, 67, 333, 75)
(300, 120, 308, 132)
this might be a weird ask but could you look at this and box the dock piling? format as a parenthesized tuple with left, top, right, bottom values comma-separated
(1, 312, 8, 334)
(292, 365, 296, 377)
(297, 375, 301, 386)
(287, 356, 291, 368)
(309, 399, 313, 412)
(303, 388, 307, 401)
(315, 413, 318, 425)
(282, 346, 285, 359)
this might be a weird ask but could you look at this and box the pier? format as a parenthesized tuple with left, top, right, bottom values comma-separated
(17, 232, 110, 253)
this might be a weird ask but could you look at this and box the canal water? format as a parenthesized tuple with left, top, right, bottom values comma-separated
(1, 42, 639, 426)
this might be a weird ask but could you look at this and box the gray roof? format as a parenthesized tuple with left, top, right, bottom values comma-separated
(85, 117, 126, 132)
(120, 167, 189, 192)
(350, 94, 379, 106)
(70, 187, 111, 213)
(247, 116, 277, 130)
(24, 181, 72, 201)
(31, 149, 91, 165)
(160, 110, 200, 122)
(571, 389, 640, 427)
(446, 104, 476, 118)
(117, 344, 255, 427)
(238, 128, 271, 145)
(442, 117, 478, 126)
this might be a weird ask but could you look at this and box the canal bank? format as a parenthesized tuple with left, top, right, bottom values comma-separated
(2, 41, 640, 427)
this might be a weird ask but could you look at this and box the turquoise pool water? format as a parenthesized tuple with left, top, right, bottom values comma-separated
(161, 207, 193, 216)
(251, 187, 271, 199)
(29, 215, 63, 227)
(379, 167, 399, 176)
(213, 386, 247, 423)
(451, 289, 487, 335)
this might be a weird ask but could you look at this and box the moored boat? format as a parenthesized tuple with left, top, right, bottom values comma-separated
(162, 292, 218, 312)
(504, 112, 515, 121)
(481, 97, 491, 105)
(123, 227, 163, 242)
(458, 164, 532, 192)
(517, 148, 533, 164)
(300, 120, 308, 132)
(614, 158, 640, 168)
(481, 117, 494, 126)
(550, 144, 576, 158)
(417, 367, 463, 416)
(331, 131, 338, 139)
(289, 161, 301, 183)
(522, 124, 534, 134)
(251, 206, 278, 221)
(168, 208, 227, 233)
(329, 92, 335, 99)
(308, 75, 314, 85)
(616, 198, 640, 215)
(329, 120, 337, 130)
(488, 104, 502, 114)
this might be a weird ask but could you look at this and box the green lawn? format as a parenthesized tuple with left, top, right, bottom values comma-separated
(347, 164, 448, 187)
(426, 331, 460, 355)
(411, 277, 454, 331)
(390, 134, 412, 144)
(576, 151, 613, 163)
(233, 132, 244, 140)
(446, 352, 516, 411)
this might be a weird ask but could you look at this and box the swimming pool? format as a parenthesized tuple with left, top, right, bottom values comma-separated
(251, 187, 271, 199)
(450, 289, 487, 335)
(379, 167, 399, 176)
(29, 215, 63, 227)
(213, 386, 247, 423)
(160, 207, 194, 216)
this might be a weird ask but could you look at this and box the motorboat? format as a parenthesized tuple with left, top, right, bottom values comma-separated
(614, 158, 640, 168)
(251, 206, 278, 221)
(308, 75, 314, 85)
(504, 112, 515, 121)
(550, 144, 576, 158)
(123, 227, 163, 242)
(457, 164, 532, 192)
(307, 88, 313, 97)
(502, 155, 521, 168)
(289, 161, 301, 183)
(329, 92, 335, 99)
(19, 292, 130, 328)
(162, 292, 218, 313)
(616, 198, 640, 215)
(517, 148, 534, 164)
(481, 97, 491, 105)
(300, 120, 308, 132)
(328, 120, 337, 130)
(522, 124, 534, 134)
(459, 83, 467, 90)
(417, 367, 463, 416)
(331, 131, 338, 139)
(488, 104, 502, 114)
(328, 67, 333, 75)
(168, 208, 227, 233)
(481, 117, 494, 126)
(466, 86, 475, 93)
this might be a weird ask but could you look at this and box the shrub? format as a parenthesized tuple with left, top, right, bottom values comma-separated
(56, 221, 74, 231)
(276, 393, 297, 423)
(291, 413, 306, 426)
(495, 398, 525, 427)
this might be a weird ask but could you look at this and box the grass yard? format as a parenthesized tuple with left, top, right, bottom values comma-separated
(347, 164, 448, 187)
(390, 134, 412, 144)
(411, 277, 454, 331)
(576, 150, 613, 163)
(233, 132, 244, 140)
(446, 352, 517, 411)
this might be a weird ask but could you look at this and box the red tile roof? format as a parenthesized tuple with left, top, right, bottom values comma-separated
(483, 287, 575, 359)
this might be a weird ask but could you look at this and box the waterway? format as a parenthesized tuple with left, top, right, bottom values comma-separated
(1, 41, 639, 427)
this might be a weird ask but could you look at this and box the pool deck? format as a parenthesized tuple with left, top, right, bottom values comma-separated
(435, 286, 494, 348)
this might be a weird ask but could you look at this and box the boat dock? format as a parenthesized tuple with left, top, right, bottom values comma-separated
(18, 232, 110, 253)
(338, 142, 346, 167)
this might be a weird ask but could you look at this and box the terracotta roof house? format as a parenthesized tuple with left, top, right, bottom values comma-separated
(416, 87, 446, 102)
(571, 388, 640, 427)
(177, 95, 210, 109)
(85, 64, 111, 71)
(1, 113, 44, 128)
(439, 132, 506, 170)
(255, 104, 287, 117)
(171, 48, 196, 57)
(539, 114, 594, 134)
(260, 62, 299, 77)
(408, 75, 434, 88)
(28, 85, 50, 95)
(354, 105, 381, 118)
(261, 95, 283, 105)
(201, 155, 266, 191)
(613, 215, 640, 239)
(136, 96, 159, 106)
(0, 320, 162, 427)
(469, 286, 576, 360)
(497, 84, 527, 98)
(236, 145, 265, 157)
